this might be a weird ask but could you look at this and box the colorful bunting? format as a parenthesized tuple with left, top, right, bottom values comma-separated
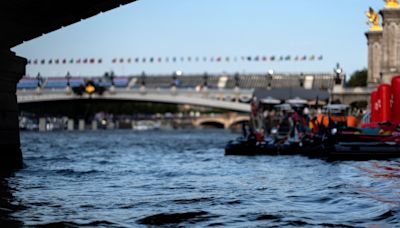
(26, 54, 325, 67)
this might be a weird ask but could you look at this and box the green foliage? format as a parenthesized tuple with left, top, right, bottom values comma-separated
(347, 69, 367, 87)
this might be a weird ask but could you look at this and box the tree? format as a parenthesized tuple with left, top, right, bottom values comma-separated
(347, 69, 367, 87)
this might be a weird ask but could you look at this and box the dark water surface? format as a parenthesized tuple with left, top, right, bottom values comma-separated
(2, 129, 400, 227)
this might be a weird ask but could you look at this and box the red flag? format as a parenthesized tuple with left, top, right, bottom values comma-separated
(83, 58, 88, 64)
(76, 59, 81, 64)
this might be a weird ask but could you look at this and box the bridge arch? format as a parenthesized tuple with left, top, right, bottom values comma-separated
(196, 120, 226, 129)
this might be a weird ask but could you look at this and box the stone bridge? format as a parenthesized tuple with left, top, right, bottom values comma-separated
(17, 87, 253, 113)
(192, 113, 250, 129)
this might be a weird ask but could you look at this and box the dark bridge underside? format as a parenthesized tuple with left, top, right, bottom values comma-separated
(0, 0, 136, 171)
(1, 0, 136, 49)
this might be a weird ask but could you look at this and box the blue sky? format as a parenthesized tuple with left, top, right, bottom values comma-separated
(12, 0, 384, 77)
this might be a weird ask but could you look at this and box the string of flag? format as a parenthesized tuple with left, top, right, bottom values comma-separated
(27, 55, 324, 65)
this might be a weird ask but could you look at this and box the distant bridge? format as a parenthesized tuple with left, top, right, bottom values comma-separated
(17, 73, 373, 110)
(17, 87, 253, 112)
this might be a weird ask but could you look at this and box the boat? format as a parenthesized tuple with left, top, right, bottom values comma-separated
(224, 87, 400, 160)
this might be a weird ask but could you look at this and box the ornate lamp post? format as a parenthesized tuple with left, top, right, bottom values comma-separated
(334, 63, 343, 85)
(299, 72, 304, 88)
(203, 72, 208, 88)
(65, 71, 72, 93)
(267, 69, 274, 90)
(140, 71, 146, 94)
(66, 72, 71, 86)
(234, 73, 240, 88)
(36, 72, 42, 94)
(36, 72, 42, 88)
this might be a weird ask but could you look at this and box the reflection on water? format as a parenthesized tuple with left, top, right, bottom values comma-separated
(0, 129, 399, 227)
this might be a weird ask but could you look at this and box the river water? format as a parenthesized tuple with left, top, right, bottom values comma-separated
(1, 129, 400, 227)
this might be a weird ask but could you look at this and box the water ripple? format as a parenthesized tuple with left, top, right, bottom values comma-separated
(0, 129, 398, 227)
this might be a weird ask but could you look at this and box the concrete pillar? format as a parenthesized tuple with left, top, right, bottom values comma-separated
(78, 119, 85, 131)
(380, 8, 400, 83)
(67, 119, 74, 131)
(91, 120, 98, 130)
(0, 49, 26, 170)
(107, 121, 115, 130)
(366, 30, 382, 87)
(38, 118, 46, 132)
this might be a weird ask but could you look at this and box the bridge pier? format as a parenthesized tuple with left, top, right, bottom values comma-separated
(67, 119, 74, 131)
(0, 49, 26, 171)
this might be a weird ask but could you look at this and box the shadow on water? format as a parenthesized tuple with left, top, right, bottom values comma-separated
(0, 172, 24, 227)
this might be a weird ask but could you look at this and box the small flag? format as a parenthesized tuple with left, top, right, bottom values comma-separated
(142, 58, 146, 63)
(309, 55, 315, 61)
(172, 57, 177, 62)
(33, 59, 38, 64)
(98, 58, 102, 64)
(270, 56, 275, 61)
(76, 59, 81, 64)
(262, 56, 267, 61)
(55, 59, 59, 64)
(48, 59, 53, 64)
(89, 58, 95, 64)
(203, 57, 207, 62)
(127, 58, 132, 63)
(83, 58, 88, 64)
(247, 56, 252, 61)
(119, 58, 124, 63)
(69, 59, 74, 64)
(279, 56, 284, 61)
(41, 59, 45, 64)
(27, 60, 31, 64)
(62, 59, 67, 64)
(149, 57, 154, 63)
(254, 56, 259, 61)
(294, 56, 299, 61)
(285, 55, 291, 61)
(135, 58, 139, 63)
(318, 55, 323, 60)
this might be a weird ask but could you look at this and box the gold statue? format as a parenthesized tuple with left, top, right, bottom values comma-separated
(366, 7, 382, 31)
(385, 0, 399, 8)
